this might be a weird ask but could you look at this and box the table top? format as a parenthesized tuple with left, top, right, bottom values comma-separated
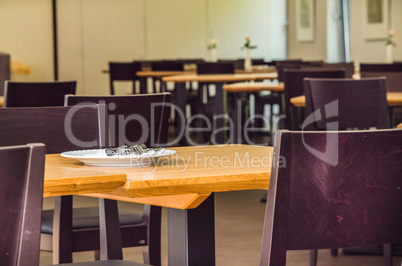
(44, 154, 127, 197)
(162, 73, 278, 83)
(290, 92, 402, 107)
(45, 145, 272, 209)
(223, 82, 284, 93)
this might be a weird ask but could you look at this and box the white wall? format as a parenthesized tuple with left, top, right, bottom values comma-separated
(350, 0, 402, 67)
(0, 0, 287, 95)
(0, 0, 53, 81)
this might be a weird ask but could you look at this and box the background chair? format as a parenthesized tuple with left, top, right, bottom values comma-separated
(304, 77, 389, 130)
(193, 62, 236, 143)
(360, 63, 402, 126)
(260, 129, 402, 266)
(63, 93, 171, 265)
(109, 62, 142, 95)
(0, 143, 46, 266)
(283, 69, 346, 130)
(0, 104, 115, 265)
(0, 142, 148, 266)
(302, 62, 355, 78)
(151, 61, 184, 93)
(4, 80, 76, 107)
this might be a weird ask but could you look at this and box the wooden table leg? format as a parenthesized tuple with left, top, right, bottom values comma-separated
(167, 193, 215, 266)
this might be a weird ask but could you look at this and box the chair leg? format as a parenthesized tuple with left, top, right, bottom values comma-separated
(383, 243, 392, 266)
(142, 205, 162, 266)
(330, 248, 338, 257)
(52, 196, 73, 264)
(310, 249, 318, 266)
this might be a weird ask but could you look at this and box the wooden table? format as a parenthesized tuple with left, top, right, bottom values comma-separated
(290, 92, 402, 107)
(163, 73, 278, 144)
(46, 145, 272, 265)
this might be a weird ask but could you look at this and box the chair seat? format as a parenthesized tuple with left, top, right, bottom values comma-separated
(41, 207, 143, 233)
(54, 260, 149, 266)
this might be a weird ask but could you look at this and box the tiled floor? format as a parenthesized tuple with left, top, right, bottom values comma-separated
(40, 190, 402, 265)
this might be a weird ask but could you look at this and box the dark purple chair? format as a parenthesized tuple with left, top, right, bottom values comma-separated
(360, 63, 402, 72)
(4, 81, 76, 107)
(0, 104, 108, 265)
(303, 78, 389, 130)
(66, 93, 171, 148)
(283, 69, 346, 130)
(64, 93, 171, 265)
(260, 129, 402, 266)
(151, 61, 184, 93)
(302, 62, 355, 79)
(0, 143, 45, 266)
(194, 62, 236, 143)
(109, 62, 142, 95)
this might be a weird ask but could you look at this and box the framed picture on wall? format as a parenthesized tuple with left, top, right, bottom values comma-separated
(296, 0, 314, 42)
(364, 0, 389, 39)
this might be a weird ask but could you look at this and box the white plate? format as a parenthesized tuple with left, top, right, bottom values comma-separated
(60, 148, 176, 167)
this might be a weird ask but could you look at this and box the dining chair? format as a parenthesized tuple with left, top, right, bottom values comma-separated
(302, 62, 355, 78)
(0, 143, 46, 266)
(194, 62, 236, 143)
(65, 92, 171, 147)
(360, 63, 402, 72)
(260, 129, 402, 266)
(303, 77, 389, 130)
(63, 93, 171, 265)
(0, 104, 112, 264)
(109, 62, 142, 95)
(151, 61, 184, 93)
(3, 80, 76, 107)
(283, 69, 346, 130)
(0, 52, 10, 96)
(0, 142, 148, 266)
(359, 63, 402, 126)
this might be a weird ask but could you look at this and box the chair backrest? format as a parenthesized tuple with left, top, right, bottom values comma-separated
(0, 104, 107, 154)
(276, 62, 302, 82)
(360, 63, 402, 72)
(151, 61, 184, 71)
(65, 93, 170, 147)
(302, 62, 355, 78)
(4, 81, 76, 107)
(109, 62, 142, 95)
(283, 69, 346, 129)
(218, 60, 243, 70)
(304, 78, 389, 130)
(0, 143, 45, 266)
(176, 58, 205, 64)
(197, 62, 235, 74)
(272, 59, 302, 67)
(260, 129, 402, 266)
(301, 60, 324, 66)
(360, 71, 402, 92)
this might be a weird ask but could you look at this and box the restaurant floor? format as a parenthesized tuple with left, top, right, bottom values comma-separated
(40, 190, 402, 265)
